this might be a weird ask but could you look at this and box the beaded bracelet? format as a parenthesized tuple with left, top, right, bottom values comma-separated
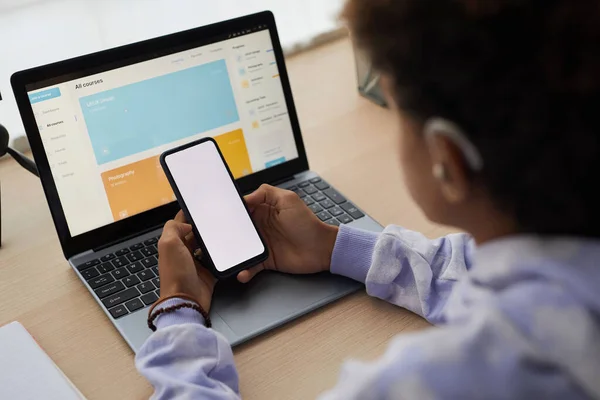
(147, 293, 212, 331)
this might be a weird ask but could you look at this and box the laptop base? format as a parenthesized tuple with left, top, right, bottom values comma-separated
(78, 171, 383, 352)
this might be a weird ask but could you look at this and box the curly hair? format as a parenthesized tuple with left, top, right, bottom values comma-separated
(344, 0, 600, 237)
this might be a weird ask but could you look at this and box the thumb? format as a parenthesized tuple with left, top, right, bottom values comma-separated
(237, 264, 265, 283)
(244, 184, 277, 212)
(174, 210, 188, 223)
(244, 191, 263, 213)
(161, 220, 193, 241)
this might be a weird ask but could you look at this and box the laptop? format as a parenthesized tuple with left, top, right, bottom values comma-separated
(11, 11, 383, 352)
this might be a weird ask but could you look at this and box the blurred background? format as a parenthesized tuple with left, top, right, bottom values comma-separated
(0, 0, 346, 149)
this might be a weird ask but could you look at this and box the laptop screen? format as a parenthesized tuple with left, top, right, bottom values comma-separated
(25, 28, 299, 237)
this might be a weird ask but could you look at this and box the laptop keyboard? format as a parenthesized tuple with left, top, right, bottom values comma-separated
(76, 237, 162, 319)
(75, 176, 364, 320)
(285, 177, 365, 227)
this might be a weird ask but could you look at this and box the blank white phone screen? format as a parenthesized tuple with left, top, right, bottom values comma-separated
(164, 140, 265, 272)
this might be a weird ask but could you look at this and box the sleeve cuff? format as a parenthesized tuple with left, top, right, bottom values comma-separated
(330, 224, 379, 283)
(153, 298, 207, 330)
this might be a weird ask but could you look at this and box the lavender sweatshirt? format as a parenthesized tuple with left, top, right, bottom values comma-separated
(136, 224, 600, 399)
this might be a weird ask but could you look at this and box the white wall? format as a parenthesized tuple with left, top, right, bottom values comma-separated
(0, 0, 344, 147)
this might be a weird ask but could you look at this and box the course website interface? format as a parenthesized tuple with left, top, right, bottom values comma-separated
(28, 30, 298, 236)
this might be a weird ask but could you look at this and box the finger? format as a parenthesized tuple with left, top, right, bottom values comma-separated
(184, 231, 198, 253)
(174, 210, 187, 223)
(173, 211, 198, 251)
(244, 184, 280, 211)
(237, 264, 265, 283)
(160, 220, 193, 242)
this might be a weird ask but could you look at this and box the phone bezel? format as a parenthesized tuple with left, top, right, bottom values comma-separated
(160, 137, 269, 279)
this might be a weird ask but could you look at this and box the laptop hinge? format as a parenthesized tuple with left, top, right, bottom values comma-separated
(93, 224, 163, 253)
(269, 176, 295, 187)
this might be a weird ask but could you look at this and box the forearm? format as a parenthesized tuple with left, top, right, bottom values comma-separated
(330, 225, 474, 323)
(135, 299, 240, 400)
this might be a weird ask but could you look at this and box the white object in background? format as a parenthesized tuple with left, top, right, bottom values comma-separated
(0, 0, 345, 150)
(0, 321, 86, 400)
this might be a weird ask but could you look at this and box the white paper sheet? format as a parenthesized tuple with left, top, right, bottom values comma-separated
(0, 321, 85, 400)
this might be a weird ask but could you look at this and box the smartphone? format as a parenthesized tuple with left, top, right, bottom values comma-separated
(160, 137, 268, 279)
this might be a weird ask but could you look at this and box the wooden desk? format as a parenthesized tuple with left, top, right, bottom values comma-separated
(0, 38, 451, 399)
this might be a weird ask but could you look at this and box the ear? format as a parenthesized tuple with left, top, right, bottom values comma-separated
(426, 132, 472, 204)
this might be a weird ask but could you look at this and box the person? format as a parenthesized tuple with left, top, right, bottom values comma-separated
(136, 0, 600, 398)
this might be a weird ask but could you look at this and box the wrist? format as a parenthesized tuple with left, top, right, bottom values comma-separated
(319, 224, 339, 272)
(150, 298, 210, 330)
(196, 289, 213, 312)
(161, 283, 213, 311)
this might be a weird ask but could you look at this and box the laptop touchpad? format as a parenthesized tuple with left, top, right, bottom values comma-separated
(212, 271, 361, 342)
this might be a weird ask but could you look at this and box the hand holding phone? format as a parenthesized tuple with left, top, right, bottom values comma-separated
(160, 138, 268, 279)
(158, 215, 216, 311)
